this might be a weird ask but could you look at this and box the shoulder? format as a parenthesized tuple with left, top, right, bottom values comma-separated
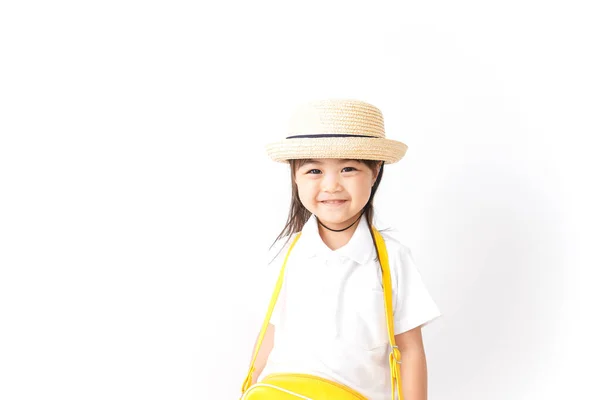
(373, 219, 420, 280)
(254, 233, 298, 292)
(265, 233, 298, 267)
(374, 220, 412, 261)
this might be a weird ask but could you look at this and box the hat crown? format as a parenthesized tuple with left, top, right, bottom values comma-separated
(288, 99, 386, 139)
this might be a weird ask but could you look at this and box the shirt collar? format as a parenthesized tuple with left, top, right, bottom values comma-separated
(295, 212, 378, 265)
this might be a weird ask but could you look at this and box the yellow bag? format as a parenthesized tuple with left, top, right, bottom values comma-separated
(242, 373, 368, 399)
(241, 227, 404, 400)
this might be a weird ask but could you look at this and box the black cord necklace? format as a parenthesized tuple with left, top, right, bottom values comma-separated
(316, 208, 366, 232)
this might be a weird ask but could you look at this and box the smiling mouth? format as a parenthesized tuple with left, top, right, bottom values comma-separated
(321, 200, 347, 205)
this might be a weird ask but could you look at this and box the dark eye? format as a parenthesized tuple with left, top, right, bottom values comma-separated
(307, 169, 321, 174)
(342, 167, 356, 172)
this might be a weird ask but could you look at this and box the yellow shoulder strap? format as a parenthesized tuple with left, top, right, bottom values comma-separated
(242, 228, 403, 400)
(241, 232, 302, 392)
(371, 227, 404, 400)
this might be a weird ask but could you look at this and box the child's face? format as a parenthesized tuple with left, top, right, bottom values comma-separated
(294, 158, 379, 225)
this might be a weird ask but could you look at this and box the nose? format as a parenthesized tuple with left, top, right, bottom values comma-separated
(321, 171, 342, 193)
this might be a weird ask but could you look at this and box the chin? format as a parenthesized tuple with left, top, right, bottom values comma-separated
(314, 211, 356, 224)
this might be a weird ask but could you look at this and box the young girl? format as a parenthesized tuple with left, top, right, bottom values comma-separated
(244, 99, 442, 400)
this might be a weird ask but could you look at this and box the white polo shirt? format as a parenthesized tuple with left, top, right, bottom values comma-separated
(256, 212, 442, 400)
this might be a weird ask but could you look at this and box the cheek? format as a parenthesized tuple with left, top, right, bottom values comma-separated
(296, 181, 317, 202)
(348, 179, 373, 200)
(350, 191, 372, 210)
(355, 191, 371, 205)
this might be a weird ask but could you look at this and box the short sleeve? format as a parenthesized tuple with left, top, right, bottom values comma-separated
(393, 246, 442, 335)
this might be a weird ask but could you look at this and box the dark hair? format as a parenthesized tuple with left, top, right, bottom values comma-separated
(268, 158, 385, 264)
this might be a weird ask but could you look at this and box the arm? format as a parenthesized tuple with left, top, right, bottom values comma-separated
(394, 325, 428, 400)
(248, 323, 275, 385)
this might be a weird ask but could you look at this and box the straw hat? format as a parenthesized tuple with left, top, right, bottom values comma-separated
(265, 98, 408, 164)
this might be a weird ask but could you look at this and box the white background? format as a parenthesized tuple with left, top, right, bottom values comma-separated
(1, 1, 598, 399)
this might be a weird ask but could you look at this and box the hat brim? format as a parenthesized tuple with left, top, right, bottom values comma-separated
(265, 137, 408, 164)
